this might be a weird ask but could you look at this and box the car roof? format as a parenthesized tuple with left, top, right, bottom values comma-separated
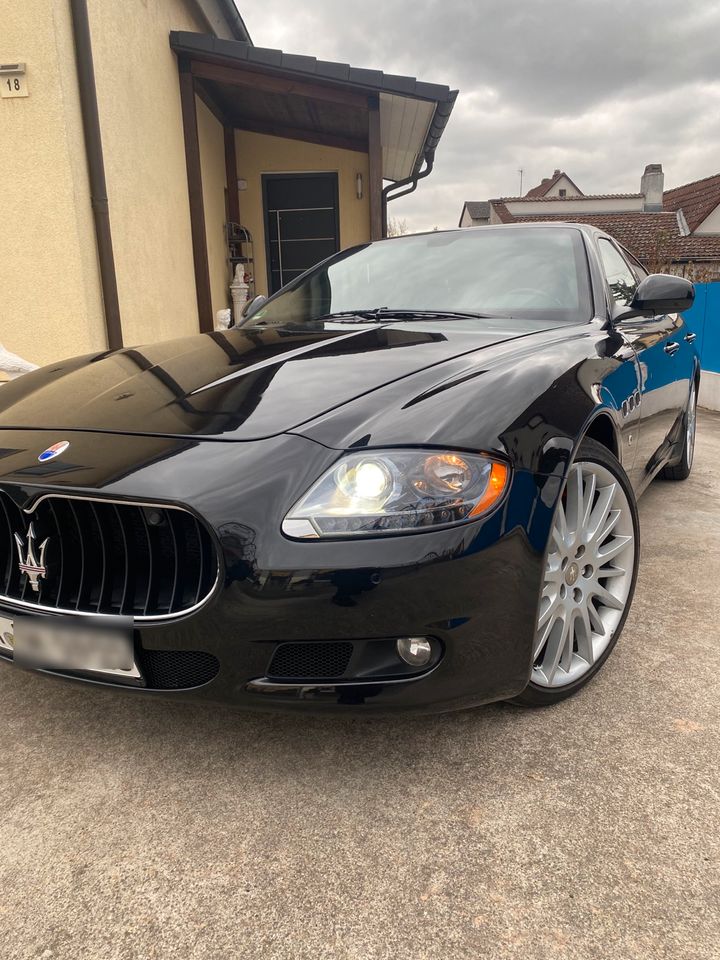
(381, 222, 609, 242)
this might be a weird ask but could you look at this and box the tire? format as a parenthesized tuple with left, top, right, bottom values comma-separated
(661, 381, 697, 481)
(509, 437, 640, 707)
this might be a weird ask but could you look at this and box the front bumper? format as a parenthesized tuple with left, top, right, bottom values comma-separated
(0, 429, 561, 714)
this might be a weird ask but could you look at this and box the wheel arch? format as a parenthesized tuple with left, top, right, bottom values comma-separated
(582, 409, 621, 462)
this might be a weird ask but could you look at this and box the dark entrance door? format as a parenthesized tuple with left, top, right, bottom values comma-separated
(263, 173, 340, 294)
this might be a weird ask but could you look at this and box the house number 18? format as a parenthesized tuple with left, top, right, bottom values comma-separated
(1, 74, 28, 98)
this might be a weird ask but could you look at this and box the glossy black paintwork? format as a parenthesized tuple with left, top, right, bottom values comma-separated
(0, 320, 553, 441)
(627, 272, 695, 317)
(0, 225, 699, 712)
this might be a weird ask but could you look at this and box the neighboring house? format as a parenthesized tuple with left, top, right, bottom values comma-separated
(2, 0, 457, 369)
(459, 165, 720, 278)
(458, 201, 490, 227)
(523, 169, 583, 199)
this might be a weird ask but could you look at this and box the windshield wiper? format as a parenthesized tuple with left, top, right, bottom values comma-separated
(317, 308, 495, 323)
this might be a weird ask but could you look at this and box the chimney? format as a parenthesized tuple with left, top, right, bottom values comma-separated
(641, 163, 664, 211)
(553, 168, 561, 176)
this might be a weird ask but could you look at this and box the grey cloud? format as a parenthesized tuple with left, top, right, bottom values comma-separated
(239, 0, 720, 230)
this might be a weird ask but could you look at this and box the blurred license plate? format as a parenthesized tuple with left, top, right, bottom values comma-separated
(12, 616, 133, 672)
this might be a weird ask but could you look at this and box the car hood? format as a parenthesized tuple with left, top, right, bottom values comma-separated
(0, 319, 552, 441)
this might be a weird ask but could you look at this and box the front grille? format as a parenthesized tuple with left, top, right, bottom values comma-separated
(0, 493, 218, 620)
(139, 649, 220, 689)
(267, 641, 354, 680)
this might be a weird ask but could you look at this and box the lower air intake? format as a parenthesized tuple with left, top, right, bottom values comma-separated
(139, 649, 220, 689)
(267, 641, 353, 680)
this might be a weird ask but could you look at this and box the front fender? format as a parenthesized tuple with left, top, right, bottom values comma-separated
(297, 325, 628, 480)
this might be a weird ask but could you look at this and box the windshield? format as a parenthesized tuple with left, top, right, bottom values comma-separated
(248, 227, 592, 327)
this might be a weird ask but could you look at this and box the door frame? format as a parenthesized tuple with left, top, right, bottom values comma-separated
(261, 172, 340, 295)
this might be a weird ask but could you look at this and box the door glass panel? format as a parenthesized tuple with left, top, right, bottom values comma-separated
(598, 239, 638, 307)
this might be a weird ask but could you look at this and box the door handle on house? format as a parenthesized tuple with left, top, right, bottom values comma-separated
(684, 332, 697, 343)
(664, 341, 680, 356)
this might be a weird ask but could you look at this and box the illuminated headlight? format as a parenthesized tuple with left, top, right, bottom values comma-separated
(282, 450, 510, 539)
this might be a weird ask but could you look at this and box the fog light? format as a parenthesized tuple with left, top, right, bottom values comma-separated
(396, 636, 433, 667)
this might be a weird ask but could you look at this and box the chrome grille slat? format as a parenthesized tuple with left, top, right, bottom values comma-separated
(112, 504, 131, 615)
(89, 501, 107, 614)
(138, 508, 153, 617)
(0, 496, 14, 594)
(167, 512, 180, 614)
(0, 492, 218, 621)
(68, 500, 85, 611)
(193, 517, 204, 606)
(47, 500, 65, 604)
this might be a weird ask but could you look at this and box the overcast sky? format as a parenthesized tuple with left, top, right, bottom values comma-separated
(238, 0, 720, 232)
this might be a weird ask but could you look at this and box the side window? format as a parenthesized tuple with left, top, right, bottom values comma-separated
(598, 239, 638, 308)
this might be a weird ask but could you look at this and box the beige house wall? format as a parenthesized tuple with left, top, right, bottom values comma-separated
(695, 204, 720, 235)
(233, 130, 370, 296)
(505, 196, 644, 216)
(0, 0, 105, 368)
(87, 0, 211, 349)
(196, 98, 230, 318)
(541, 175, 582, 198)
(2, 0, 375, 370)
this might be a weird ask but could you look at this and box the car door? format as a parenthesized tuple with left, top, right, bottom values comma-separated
(597, 238, 683, 485)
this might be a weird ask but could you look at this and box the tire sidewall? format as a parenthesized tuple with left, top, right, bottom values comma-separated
(516, 437, 641, 706)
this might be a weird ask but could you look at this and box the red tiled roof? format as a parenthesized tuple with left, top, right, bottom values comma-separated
(490, 201, 514, 223)
(663, 173, 720, 232)
(493, 211, 720, 263)
(524, 170, 583, 198)
(496, 193, 643, 203)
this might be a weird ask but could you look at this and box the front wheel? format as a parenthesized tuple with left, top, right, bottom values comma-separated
(510, 438, 640, 707)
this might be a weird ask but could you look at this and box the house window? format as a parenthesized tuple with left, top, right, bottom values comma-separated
(559, 188, 567, 197)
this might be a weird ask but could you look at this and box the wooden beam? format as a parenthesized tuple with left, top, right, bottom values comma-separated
(368, 95, 383, 241)
(178, 58, 213, 333)
(190, 59, 368, 111)
(194, 80, 231, 126)
(231, 116, 367, 154)
(224, 126, 240, 225)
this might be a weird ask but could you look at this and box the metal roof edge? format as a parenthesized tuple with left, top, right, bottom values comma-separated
(169, 31, 456, 105)
(214, 0, 252, 42)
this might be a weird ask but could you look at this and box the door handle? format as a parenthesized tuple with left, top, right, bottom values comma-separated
(684, 332, 697, 343)
(664, 341, 680, 356)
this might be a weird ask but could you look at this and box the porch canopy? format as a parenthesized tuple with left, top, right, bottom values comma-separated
(169, 31, 457, 327)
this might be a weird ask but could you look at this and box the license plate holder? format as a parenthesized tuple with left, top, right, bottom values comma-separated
(0, 613, 143, 684)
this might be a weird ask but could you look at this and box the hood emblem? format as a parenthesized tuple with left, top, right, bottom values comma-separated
(38, 441, 70, 463)
(14, 523, 49, 593)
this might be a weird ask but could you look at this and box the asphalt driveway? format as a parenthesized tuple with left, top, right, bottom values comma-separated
(1, 413, 718, 960)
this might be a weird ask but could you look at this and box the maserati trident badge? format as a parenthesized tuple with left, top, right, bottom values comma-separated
(14, 523, 49, 593)
(38, 441, 70, 463)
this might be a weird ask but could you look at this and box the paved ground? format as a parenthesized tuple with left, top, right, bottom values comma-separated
(1, 414, 719, 960)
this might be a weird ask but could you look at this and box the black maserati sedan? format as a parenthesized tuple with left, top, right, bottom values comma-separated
(0, 224, 698, 712)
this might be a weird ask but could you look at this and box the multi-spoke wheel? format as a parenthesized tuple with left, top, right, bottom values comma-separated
(662, 381, 697, 481)
(511, 437, 640, 706)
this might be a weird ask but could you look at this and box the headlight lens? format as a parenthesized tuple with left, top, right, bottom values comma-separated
(282, 450, 510, 538)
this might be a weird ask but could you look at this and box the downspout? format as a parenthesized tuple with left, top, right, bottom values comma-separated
(381, 150, 435, 238)
(69, 0, 123, 350)
(381, 90, 457, 237)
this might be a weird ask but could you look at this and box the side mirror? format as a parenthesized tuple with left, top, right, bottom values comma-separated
(239, 294, 267, 324)
(613, 274, 694, 322)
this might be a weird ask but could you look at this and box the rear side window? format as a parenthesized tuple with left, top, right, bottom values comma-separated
(598, 239, 638, 307)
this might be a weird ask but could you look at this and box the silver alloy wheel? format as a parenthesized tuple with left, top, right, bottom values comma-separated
(533, 460, 636, 688)
(686, 385, 697, 469)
